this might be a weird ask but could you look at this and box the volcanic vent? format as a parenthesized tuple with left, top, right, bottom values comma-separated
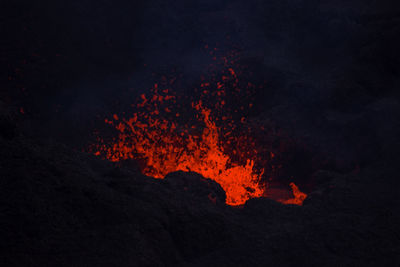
(91, 50, 307, 206)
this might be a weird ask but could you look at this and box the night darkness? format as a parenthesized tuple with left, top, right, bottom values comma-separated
(1, 0, 400, 266)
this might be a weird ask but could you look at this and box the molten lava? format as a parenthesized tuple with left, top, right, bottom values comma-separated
(283, 183, 308, 205)
(92, 49, 307, 206)
(95, 93, 264, 205)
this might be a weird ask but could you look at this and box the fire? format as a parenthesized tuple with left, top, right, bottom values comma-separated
(283, 183, 308, 205)
(95, 92, 264, 205)
(92, 49, 307, 206)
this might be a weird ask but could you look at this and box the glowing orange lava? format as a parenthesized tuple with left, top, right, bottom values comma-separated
(95, 91, 264, 205)
(283, 183, 308, 205)
(92, 50, 307, 206)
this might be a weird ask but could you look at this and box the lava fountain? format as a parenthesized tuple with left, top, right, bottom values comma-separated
(92, 49, 306, 206)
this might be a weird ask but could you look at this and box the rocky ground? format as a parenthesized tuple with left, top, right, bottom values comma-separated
(1, 103, 399, 266)
(2, 0, 400, 266)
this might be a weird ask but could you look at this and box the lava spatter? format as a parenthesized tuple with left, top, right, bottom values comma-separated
(92, 50, 306, 206)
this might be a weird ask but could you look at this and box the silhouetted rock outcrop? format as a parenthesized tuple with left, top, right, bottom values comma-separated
(0, 104, 399, 266)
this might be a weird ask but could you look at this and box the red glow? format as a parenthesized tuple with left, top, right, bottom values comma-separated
(283, 183, 308, 206)
(92, 50, 307, 206)
(94, 94, 264, 205)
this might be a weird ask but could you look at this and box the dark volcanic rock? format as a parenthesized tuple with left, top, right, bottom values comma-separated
(0, 114, 399, 266)
(163, 171, 229, 260)
(2, 0, 400, 266)
(164, 171, 226, 205)
(0, 101, 17, 140)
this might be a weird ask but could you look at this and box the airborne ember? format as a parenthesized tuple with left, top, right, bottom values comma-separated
(92, 50, 306, 206)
